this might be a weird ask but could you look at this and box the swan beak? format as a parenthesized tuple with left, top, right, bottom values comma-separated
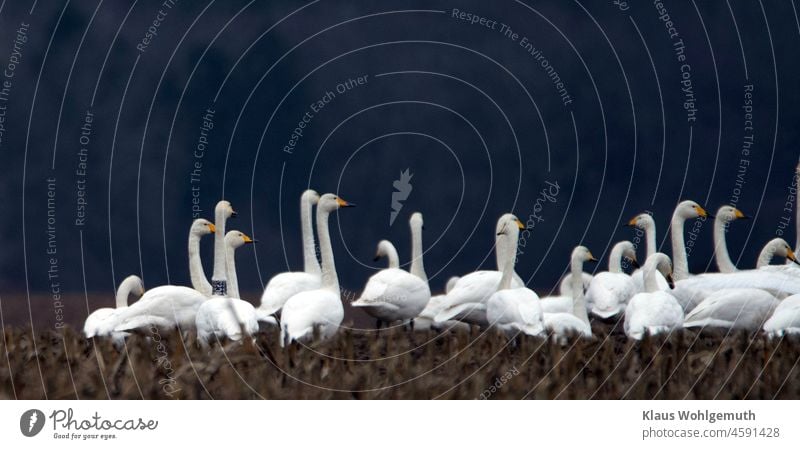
(788, 248, 800, 265)
(231, 210, 239, 218)
(242, 234, 255, 244)
(515, 218, 525, 230)
(373, 255, 381, 262)
(208, 223, 216, 233)
(694, 205, 709, 218)
(630, 259, 640, 269)
(625, 217, 638, 227)
(587, 253, 598, 263)
(666, 274, 675, 289)
(734, 209, 749, 219)
(337, 198, 355, 208)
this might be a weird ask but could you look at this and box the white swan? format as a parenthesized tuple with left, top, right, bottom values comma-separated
(195, 229, 260, 345)
(558, 272, 593, 297)
(625, 212, 670, 293)
(763, 294, 800, 336)
(542, 246, 595, 340)
(110, 208, 230, 334)
(352, 213, 431, 326)
(623, 253, 683, 340)
(669, 200, 710, 281)
(588, 241, 638, 319)
(258, 190, 322, 319)
(712, 205, 748, 273)
(540, 246, 598, 314)
(416, 276, 469, 331)
(188, 218, 216, 295)
(83, 275, 145, 342)
(683, 288, 778, 331)
(433, 214, 525, 326)
(674, 238, 800, 308)
(280, 194, 354, 346)
(487, 215, 544, 338)
(373, 240, 399, 269)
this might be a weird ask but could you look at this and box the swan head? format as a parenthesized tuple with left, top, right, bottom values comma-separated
(766, 238, 799, 265)
(190, 218, 216, 236)
(318, 193, 355, 212)
(301, 189, 320, 205)
(612, 240, 639, 268)
(409, 212, 424, 231)
(215, 200, 237, 219)
(716, 205, 748, 223)
(495, 213, 525, 236)
(675, 200, 709, 220)
(122, 275, 145, 296)
(647, 253, 675, 289)
(225, 230, 255, 249)
(625, 213, 655, 230)
(571, 245, 598, 264)
(374, 240, 396, 261)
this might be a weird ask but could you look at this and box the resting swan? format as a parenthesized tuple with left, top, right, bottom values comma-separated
(352, 213, 431, 326)
(623, 253, 682, 340)
(486, 215, 544, 337)
(712, 205, 749, 273)
(195, 229, 260, 345)
(258, 190, 322, 319)
(110, 210, 228, 334)
(434, 214, 525, 326)
(83, 275, 145, 342)
(683, 287, 778, 331)
(540, 246, 598, 314)
(280, 194, 354, 346)
(542, 246, 595, 340)
(763, 294, 800, 337)
(588, 241, 638, 319)
(415, 276, 468, 331)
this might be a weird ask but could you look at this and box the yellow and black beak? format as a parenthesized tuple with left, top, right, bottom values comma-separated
(788, 248, 800, 266)
(242, 234, 255, 244)
(734, 208, 749, 219)
(336, 197, 355, 208)
(625, 216, 638, 227)
(208, 223, 216, 233)
(588, 253, 598, 263)
(515, 218, 525, 230)
(695, 205, 710, 218)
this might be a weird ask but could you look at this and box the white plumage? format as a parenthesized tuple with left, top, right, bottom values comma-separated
(683, 288, 778, 331)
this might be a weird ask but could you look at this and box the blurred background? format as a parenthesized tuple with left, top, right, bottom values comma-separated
(0, 0, 797, 328)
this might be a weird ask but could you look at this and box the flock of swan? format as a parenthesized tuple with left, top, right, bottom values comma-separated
(84, 178, 800, 348)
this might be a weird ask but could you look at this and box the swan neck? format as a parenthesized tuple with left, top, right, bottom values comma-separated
(570, 256, 589, 325)
(670, 214, 689, 281)
(189, 232, 211, 295)
(409, 224, 427, 282)
(714, 216, 737, 273)
(301, 195, 321, 275)
(498, 234, 516, 291)
(317, 207, 339, 293)
(608, 246, 623, 273)
(115, 278, 135, 308)
(645, 222, 657, 258)
(225, 244, 240, 299)
(757, 243, 777, 268)
(212, 208, 228, 295)
(643, 260, 659, 293)
(386, 245, 400, 269)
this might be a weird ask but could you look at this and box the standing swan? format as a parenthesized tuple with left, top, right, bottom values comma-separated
(623, 253, 682, 340)
(588, 241, 638, 319)
(669, 200, 710, 281)
(625, 213, 668, 293)
(352, 213, 431, 326)
(712, 206, 748, 273)
(83, 275, 145, 340)
(434, 214, 525, 326)
(487, 215, 544, 338)
(542, 246, 595, 340)
(258, 190, 322, 319)
(280, 194, 354, 346)
(195, 230, 260, 345)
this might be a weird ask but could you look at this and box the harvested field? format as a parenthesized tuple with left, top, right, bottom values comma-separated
(1, 322, 799, 400)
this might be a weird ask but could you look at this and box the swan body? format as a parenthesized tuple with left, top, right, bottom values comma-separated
(258, 190, 321, 318)
(763, 294, 800, 336)
(416, 276, 468, 331)
(196, 230, 261, 345)
(281, 194, 354, 346)
(353, 214, 431, 323)
(84, 275, 145, 342)
(624, 253, 683, 340)
(111, 286, 207, 333)
(683, 288, 778, 331)
(558, 272, 593, 296)
(540, 245, 598, 315)
(543, 313, 592, 341)
(588, 241, 638, 319)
